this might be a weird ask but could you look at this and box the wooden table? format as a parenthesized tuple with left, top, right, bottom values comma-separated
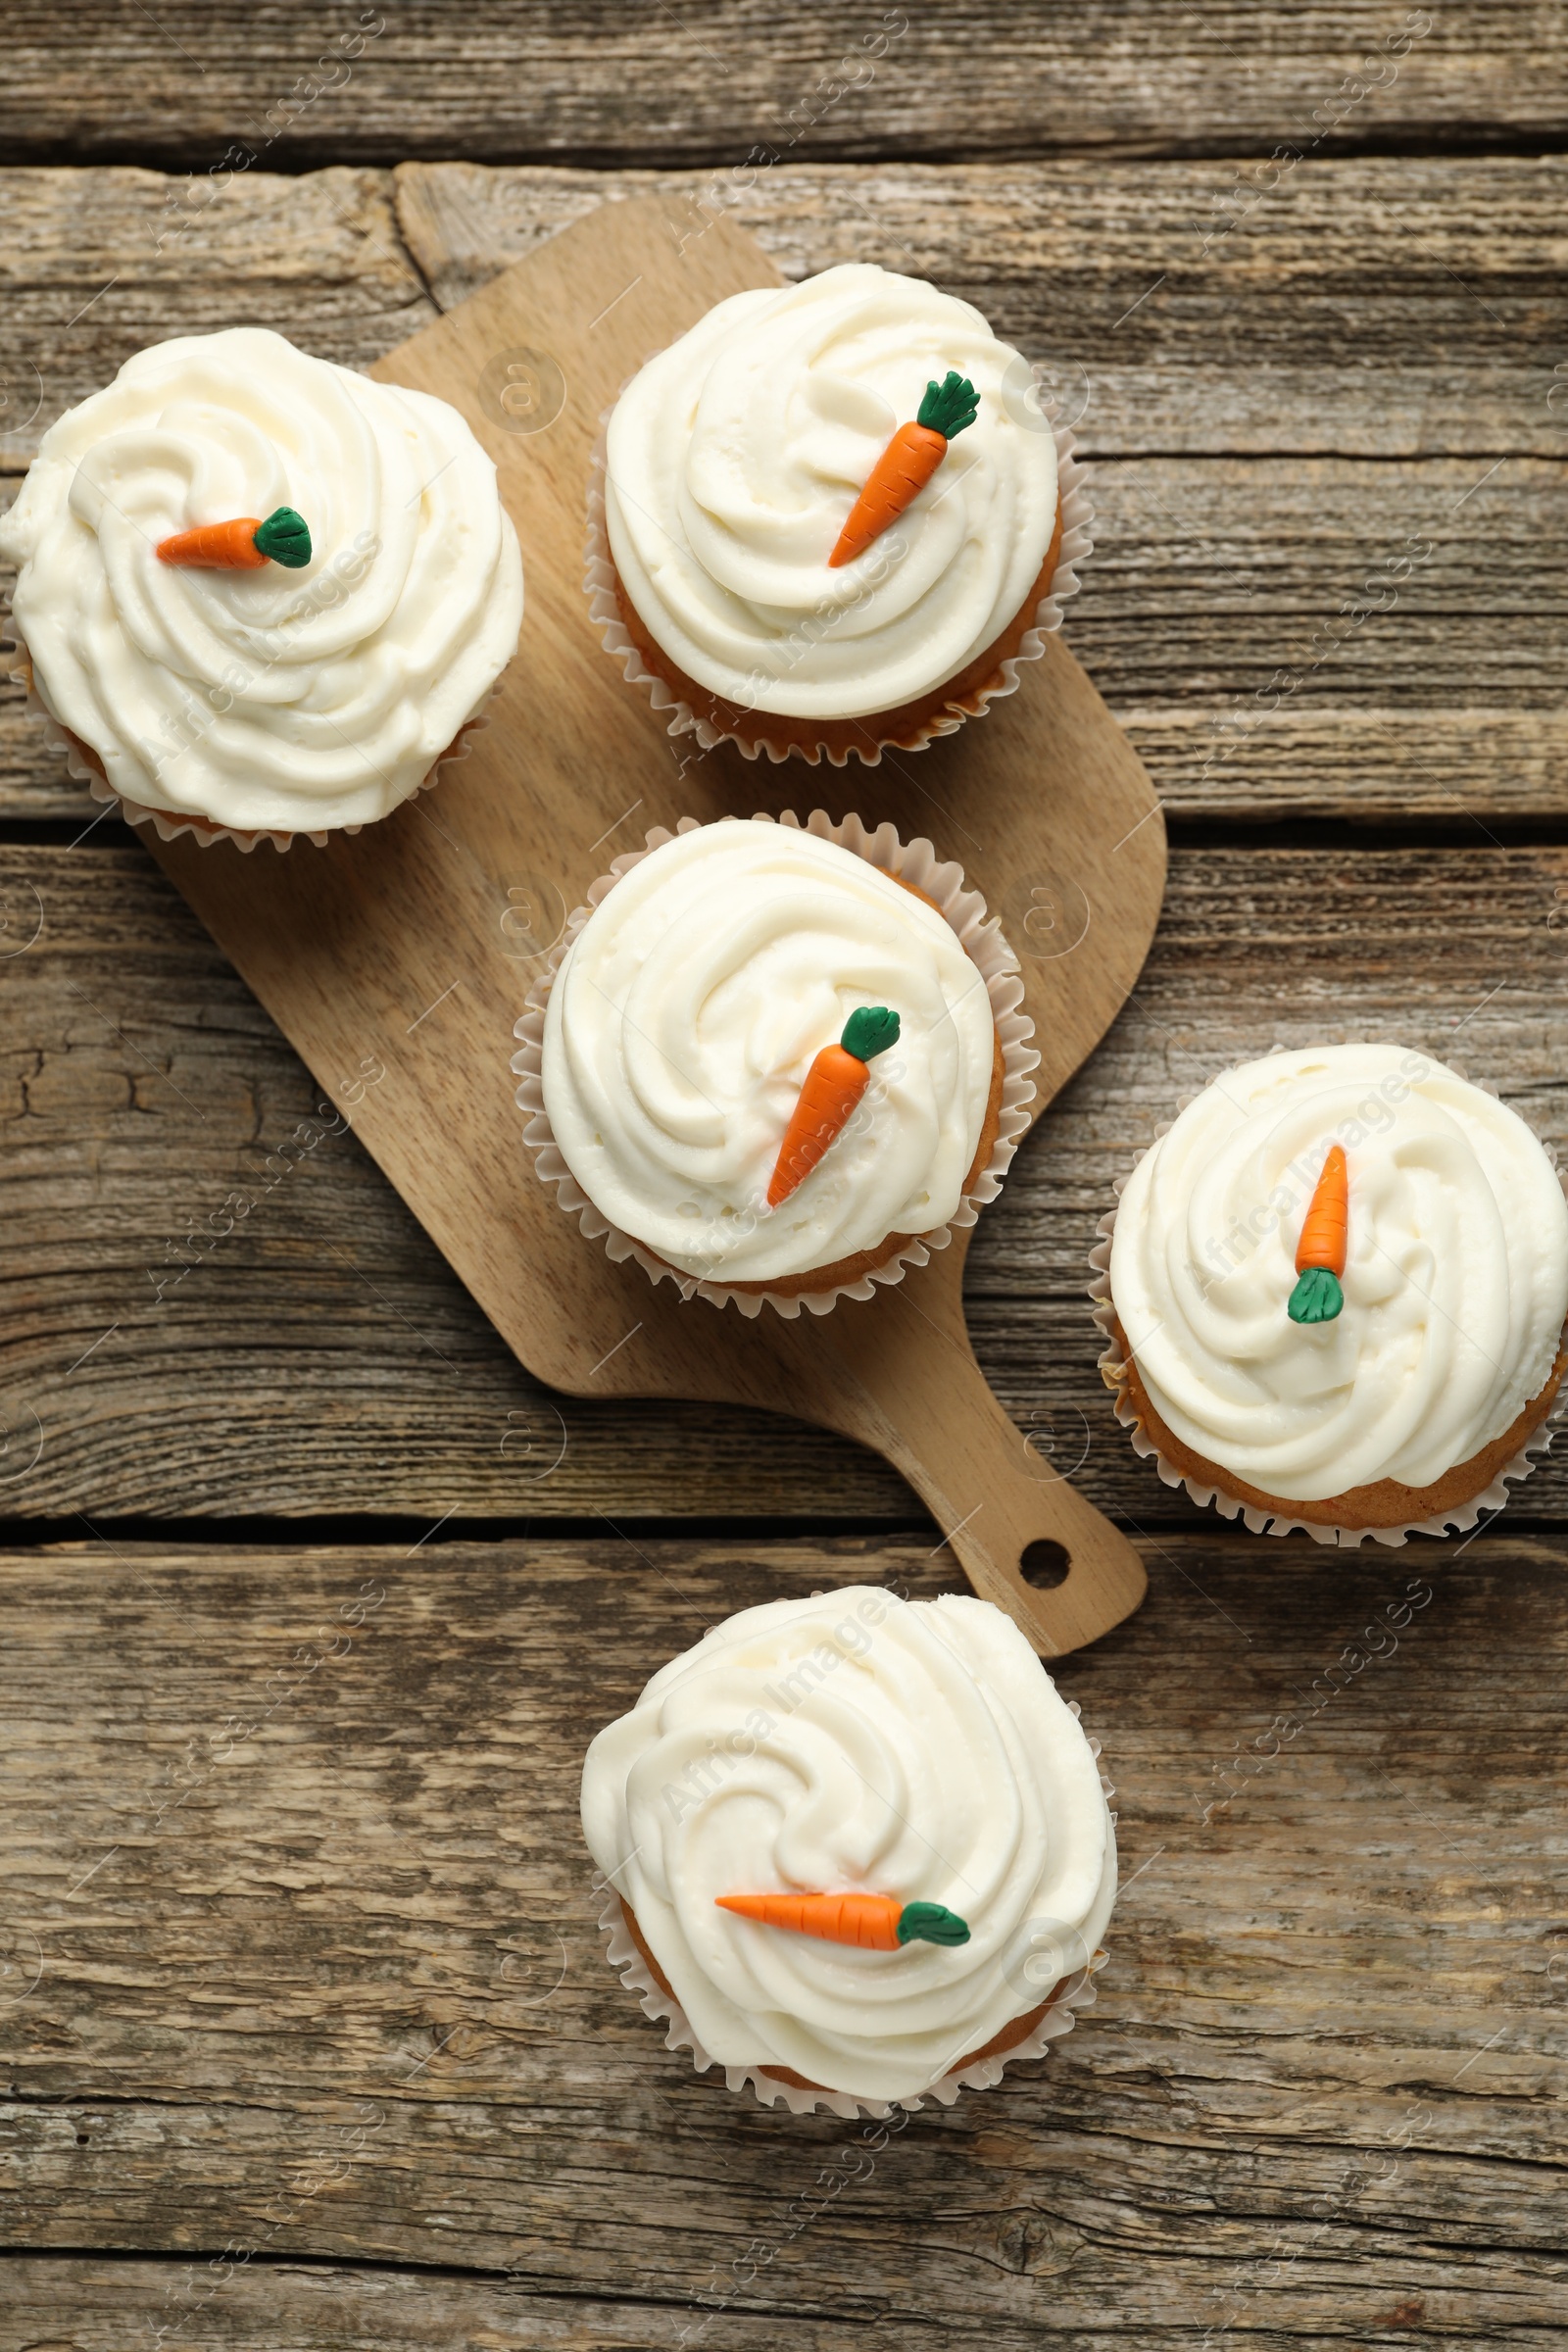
(3, 9, 1566, 2345)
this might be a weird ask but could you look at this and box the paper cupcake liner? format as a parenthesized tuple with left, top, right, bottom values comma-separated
(594, 1716, 1114, 2119)
(510, 808, 1040, 1319)
(5, 623, 494, 854)
(584, 393, 1093, 768)
(1087, 1058, 1566, 1547)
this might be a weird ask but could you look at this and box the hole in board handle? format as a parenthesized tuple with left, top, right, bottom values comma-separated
(1020, 1539, 1070, 1591)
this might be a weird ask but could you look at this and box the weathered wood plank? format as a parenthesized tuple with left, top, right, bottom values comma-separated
(7, 164, 1568, 818)
(0, 1534, 1564, 2345)
(2, 839, 1563, 1524)
(1072, 452, 1568, 820)
(0, 167, 431, 473)
(394, 158, 1568, 818)
(358, 156, 1568, 823)
(2, 2251, 1563, 2352)
(1, 2262, 965, 2352)
(395, 156, 1568, 459)
(8, 158, 1564, 469)
(395, 160, 1568, 821)
(10, 450, 1565, 825)
(3, 2, 1558, 169)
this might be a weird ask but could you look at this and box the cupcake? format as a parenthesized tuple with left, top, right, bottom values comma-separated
(589, 262, 1085, 764)
(518, 812, 1034, 1308)
(581, 1586, 1117, 2109)
(1098, 1044, 1568, 1537)
(0, 326, 523, 848)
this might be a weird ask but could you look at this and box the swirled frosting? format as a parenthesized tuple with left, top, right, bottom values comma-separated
(581, 1587, 1117, 2101)
(1109, 1044, 1568, 1500)
(0, 326, 522, 833)
(605, 263, 1057, 720)
(540, 820, 996, 1284)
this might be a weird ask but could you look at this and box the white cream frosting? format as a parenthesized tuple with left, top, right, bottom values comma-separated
(605, 263, 1057, 721)
(1109, 1044, 1568, 1501)
(540, 820, 996, 1284)
(0, 326, 522, 833)
(581, 1587, 1117, 2102)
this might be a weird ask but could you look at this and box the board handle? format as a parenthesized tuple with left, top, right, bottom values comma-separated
(812, 1282, 1148, 1658)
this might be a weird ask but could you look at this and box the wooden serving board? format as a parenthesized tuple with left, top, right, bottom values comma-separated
(148, 195, 1166, 1656)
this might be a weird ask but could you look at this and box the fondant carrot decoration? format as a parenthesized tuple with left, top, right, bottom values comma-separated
(767, 1005, 901, 1208)
(1288, 1143, 1348, 1324)
(716, 1892, 970, 1948)
(157, 507, 312, 570)
(828, 371, 980, 567)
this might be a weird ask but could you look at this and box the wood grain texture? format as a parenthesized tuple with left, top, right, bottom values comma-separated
(11, 157, 1567, 470)
(391, 157, 1568, 818)
(4, 1, 1561, 168)
(0, 167, 431, 472)
(395, 156, 1568, 458)
(7, 6, 1568, 2337)
(7, 161, 1568, 820)
(12, 452, 1564, 826)
(0, 1533, 1564, 2345)
(4, 837, 1564, 1526)
(3, 2266, 1015, 2352)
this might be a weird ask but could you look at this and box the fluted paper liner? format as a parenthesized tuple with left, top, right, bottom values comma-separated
(593, 1714, 1114, 2119)
(584, 387, 1093, 767)
(511, 808, 1039, 1318)
(1088, 1058, 1565, 1547)
(6, 624, 496, 854)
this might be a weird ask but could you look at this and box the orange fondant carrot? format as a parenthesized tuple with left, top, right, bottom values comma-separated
(1288, 1142, 1348, 1324)
(766, 1004, 900, 1209)
(828, 372, 980, 568)
(716, 1892, 969, 1947)
(157, 507, 312, 570)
